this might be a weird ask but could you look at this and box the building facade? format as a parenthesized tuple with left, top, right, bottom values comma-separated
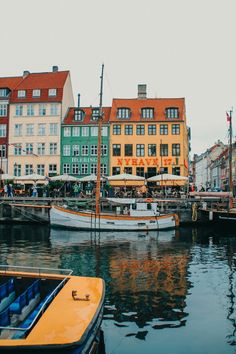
(61, 106, 110, 178)
(109, 85, 189, 178)
(8, 67, 74, 177)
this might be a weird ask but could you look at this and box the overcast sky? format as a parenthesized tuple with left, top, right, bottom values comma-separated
(1, 0, 235, 156)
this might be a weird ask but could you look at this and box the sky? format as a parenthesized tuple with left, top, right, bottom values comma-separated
(1, 0, 236, 156)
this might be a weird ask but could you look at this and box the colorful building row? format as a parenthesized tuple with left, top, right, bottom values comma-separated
(0, 70, 190, 179)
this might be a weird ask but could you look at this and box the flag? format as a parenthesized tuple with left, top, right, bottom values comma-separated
(226, 112, 231, 123)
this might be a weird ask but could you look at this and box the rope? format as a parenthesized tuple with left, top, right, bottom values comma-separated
(192, 202, 198, 222)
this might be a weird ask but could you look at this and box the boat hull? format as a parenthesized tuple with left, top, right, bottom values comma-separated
(50, 205, 178, 231)
(200, 208, 236, 224)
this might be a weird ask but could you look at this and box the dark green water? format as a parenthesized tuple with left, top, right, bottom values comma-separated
(0, 224, 236, 354)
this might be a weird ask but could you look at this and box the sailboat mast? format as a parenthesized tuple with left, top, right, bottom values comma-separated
(229, 110, 233, 209)
(95, 64, 104, 215)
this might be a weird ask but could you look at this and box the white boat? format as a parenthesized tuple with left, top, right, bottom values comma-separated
(50, 200, 179, 231)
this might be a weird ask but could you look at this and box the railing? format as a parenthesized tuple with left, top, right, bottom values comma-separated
(0, 265, 72, 276)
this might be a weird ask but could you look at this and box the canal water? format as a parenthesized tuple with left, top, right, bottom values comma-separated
(0, 225, 236, 354)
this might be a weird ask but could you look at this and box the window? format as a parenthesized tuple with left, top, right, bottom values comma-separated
(91, 127, 98, 136)
(63, 145, 71, 156)
(25, 164, 33, 175)
(148, 144, 156, 156)
(147, 167, 157, 178)
(125, 125, 133, 135)
(172, 143, 180, 156)
(125, 144, 133, 156)
(49, 164, 57, 176)
(0, 89, 8, 97)
(48, 88, 57, 97)
(27, 104, 34, 116)
(124, 167, 132, 174)
(49, 123, 58, 135)
(112, 167, 120, 175)
(160, 124, 168, 135)
(50, 104, 58, 115)
(14, 145, 22, 155)
(37, 164, 45, 175)
(63, 164, 70, 174)
(136, 144, 145, 156)
(136, 167, 145, 177)
(32, 89, 40, 97)
(39, 104, 46, 116)
(141, 108, 154, 119)
(15, 105, 23, 116)
(0, 145, 6, 158)
(101, 144, 107, 156)
(38, 124, 46, 136)
(91, 108, 99, 120)
(160, 167, 168, 174)
(90, 163, 97, 174)
(0, 104, 7, 117)
(63, 127, 71, 137)
(72, 145, 79, 156)
(113, 144, 121, 156)
(50, 143, 57, 155)
(14, 124, 22, 136)
(172, 124, 180, 135)
(117, 108, 131, 119)
(148, 125, 156, 135)
(72, 126, 80, 136)
(172, 167, 180, 176)
(101, 164, 107, 175)
(17, 90, 26, 98)
(37, 143, 45, 155)
(25, 143, 33, 155)
(81, 163, 88, 174)
(26, 124, 34, 136)
(160, 144, 168, 156)
(0, 124, 7, 137)
(81, 127, 89, 137)
(14, 164, 21, 177)
(72, 163, 79, 174)
(74, 109, 84, 121)
(91, 145, 98, 156)
(102, 127, 108, 136)
(166, 107, 179, 119)
(136, 125, 145, 135)
(113, 125, 121, 135)
(81, 145, 88, 156)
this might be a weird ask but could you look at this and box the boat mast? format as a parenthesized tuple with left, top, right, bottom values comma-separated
(95, 64, 104, 215)
(229, 109, 233, 208)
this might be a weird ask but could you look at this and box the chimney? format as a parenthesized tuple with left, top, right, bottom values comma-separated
(23, 70, 30, 78)
(77, 93, 81, 108)
(137, 84, 147, 99)
(52, 66, 58, 72)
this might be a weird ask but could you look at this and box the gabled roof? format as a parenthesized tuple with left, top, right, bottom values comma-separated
(63, 107, 111, 125)
(110, 97, 186, 122)
(0, 76, 23, 90)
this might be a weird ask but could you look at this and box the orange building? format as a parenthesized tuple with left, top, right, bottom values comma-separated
(109, 85, 189, 180)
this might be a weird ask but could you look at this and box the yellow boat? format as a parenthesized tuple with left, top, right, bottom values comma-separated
(0, 265, 105, 353)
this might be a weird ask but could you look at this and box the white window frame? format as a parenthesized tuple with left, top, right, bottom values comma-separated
(0, 104, 7, 117)
(0, 124, 7, 137)
(32, 89, 41, 97)
(48, 88, 57, 97)
(64, 127, 71, 137)
(63, 145, 71, 156)
(17, 90, 26, 98)
(72, 126, 80, 136)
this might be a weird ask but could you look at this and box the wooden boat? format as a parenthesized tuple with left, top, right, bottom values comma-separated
(50, 200, 179, 231)
(50, 65, 179, 232)
(0, 265, 105, 353)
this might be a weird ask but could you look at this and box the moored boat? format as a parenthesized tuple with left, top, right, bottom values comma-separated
(0, 265, 105, 353)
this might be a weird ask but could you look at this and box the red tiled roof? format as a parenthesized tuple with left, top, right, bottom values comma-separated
(10, 71, 69, 103)
(110, 97, 186, 122)
(0, 76, 23, 90)
(63, 107, 111, 125)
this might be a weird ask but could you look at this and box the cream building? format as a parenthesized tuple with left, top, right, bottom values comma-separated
(8, 67, 74, 177)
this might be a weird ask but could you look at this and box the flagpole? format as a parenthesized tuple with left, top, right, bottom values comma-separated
(227, 110, 233, 209)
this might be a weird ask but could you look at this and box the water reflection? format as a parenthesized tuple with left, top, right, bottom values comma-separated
(1, 225, 236, 353)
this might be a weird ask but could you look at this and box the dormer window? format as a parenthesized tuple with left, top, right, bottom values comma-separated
(48, 88, 57, 97)
(17, 90, 26, 98)
(166, 107, 179, 119)
(91, 108, 100, 120)
(74, 109, 85, 121)
(0, 89, 8, 97)
(33, 89, 41, 97)
(141, 108, 154, 119)
(117, 108, 131, 119)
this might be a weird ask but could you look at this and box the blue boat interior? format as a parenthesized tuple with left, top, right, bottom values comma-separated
(0, 275, 66, 339)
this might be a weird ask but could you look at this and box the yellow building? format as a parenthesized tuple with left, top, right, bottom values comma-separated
(8, 67, 74, 177)
(109, 85, 189, 183)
